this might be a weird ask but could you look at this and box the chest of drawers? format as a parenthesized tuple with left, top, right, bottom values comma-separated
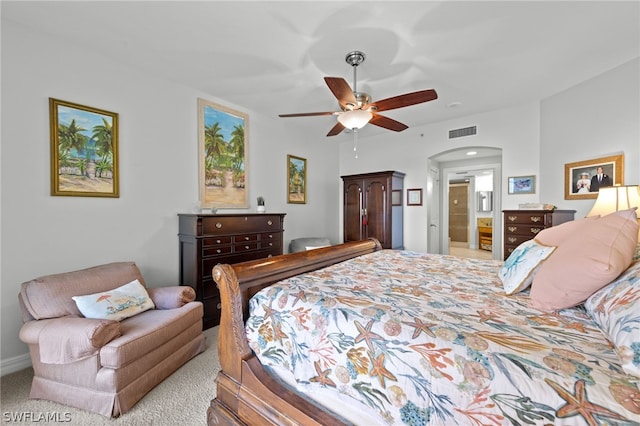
(502, 209, 575, 260)
(178, 213, 285, 329)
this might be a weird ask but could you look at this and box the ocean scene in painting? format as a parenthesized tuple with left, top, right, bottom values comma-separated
(202, 104, 246, 207)
(56, 104, 115, 194)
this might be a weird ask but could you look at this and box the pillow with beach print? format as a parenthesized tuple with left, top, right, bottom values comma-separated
(499, 239, 556, 295)
(72, 279, 155, 321)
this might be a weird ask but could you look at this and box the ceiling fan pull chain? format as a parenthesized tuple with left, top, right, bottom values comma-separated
(353, 129, 359, 159)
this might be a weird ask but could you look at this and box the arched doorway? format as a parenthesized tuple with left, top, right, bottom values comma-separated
(427, 147, 502, 260)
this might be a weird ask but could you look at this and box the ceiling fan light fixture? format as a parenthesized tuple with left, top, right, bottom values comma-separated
(337, 109, 372, 129)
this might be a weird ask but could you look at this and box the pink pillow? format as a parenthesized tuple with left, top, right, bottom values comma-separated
(534, 216, 597, 247)
(530, 208, 638, 312)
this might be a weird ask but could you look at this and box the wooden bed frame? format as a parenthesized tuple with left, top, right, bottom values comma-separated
(207, 238, 383, 426)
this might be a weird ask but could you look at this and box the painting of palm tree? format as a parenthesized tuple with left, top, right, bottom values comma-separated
(198, 99, 248, 208)
(49, 98, 119, 197)
(287, 155, 306, 204)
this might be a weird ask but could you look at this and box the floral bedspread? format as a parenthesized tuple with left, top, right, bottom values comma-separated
(246, 250, 639, 425)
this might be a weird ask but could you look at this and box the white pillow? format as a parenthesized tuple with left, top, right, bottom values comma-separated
(72, 279, 155, 321)
(498, 239, 556, 295)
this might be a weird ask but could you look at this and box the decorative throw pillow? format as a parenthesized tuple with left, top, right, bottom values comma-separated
(530, 208, 639, 312)
(498, 239, 556, 295)
(72, 279, 155, 321)
(584, 260, 640, 378)
(533, 215, 598, 246)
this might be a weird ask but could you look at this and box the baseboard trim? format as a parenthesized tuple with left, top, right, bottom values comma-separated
(1, 353, 32, 376)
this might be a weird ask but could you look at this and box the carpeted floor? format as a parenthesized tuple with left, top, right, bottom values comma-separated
(1, 327, 220, 425)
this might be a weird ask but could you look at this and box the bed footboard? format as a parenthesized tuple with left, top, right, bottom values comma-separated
(208, 238, 382, 426)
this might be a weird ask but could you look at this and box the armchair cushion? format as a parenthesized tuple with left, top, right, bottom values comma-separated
(147, 285, 196, 309)
(20, 262, 145, 320)
(72, 279, 155, 321)
(20, 317, 121, 364)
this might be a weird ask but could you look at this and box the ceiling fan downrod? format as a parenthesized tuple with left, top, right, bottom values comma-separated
(345, 51, 365, 96)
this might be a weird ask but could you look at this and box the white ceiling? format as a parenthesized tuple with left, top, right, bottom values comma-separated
(3, 1, 639, 142)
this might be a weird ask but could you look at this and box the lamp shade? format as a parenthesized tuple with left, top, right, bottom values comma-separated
(587, 185, 640, 217)
(337, 110, 372, 129)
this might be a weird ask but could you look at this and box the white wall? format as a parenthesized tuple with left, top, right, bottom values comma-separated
(539, 58, 640, 218)
(1, 21, 339, 370)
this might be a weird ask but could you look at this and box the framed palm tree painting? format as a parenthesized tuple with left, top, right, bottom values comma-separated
(287, 155, 306, 204)
(49, 98, 119, 197)
(198, 98, 249, 209)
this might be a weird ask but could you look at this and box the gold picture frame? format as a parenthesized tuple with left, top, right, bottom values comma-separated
(49, 98, 119, 197)
(564, 154, 624, 200)
(198, 98, 248, 209)
(287, 155, 306, 204)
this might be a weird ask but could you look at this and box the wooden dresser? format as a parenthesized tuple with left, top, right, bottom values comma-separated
(178, 213, 285, 329)
(502, 209, 575, 260)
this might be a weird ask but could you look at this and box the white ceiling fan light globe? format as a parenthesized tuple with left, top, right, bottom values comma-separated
(337, 109, 373, 129)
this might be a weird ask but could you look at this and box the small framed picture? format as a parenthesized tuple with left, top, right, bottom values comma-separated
(407, 188, 422, 206)
(508, 175, 536, 194)
(287, 154, 306, 204)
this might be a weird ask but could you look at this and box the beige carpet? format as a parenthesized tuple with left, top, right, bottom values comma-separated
(1, 327, 220, 425)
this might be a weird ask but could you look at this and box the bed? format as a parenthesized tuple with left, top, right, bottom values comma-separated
(207, 234, 640, 426)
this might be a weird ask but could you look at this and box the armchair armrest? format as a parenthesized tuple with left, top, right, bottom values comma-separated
(147, 286, 195, 310)
(19, 317, 120, 364)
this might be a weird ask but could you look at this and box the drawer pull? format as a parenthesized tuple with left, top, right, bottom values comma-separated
(244, 236, 250, 241)
(268, 242, 273, 247)
(216, 249, 222, 254)
(508, 237, 517, 243)
(268, 234, 273, 239)
(267, 254, 273, 258)
(531, 217, 541, 222)
(267, 220, 273, 226)
(508, 215, 517, 222)
(217, 303, 221, 310)
(245, 245, 250, 250)
(215, 222, 222, 229)
(508, 226, 517, 232)
(216, 239, 221, 244)
(531, 228, 541, 234)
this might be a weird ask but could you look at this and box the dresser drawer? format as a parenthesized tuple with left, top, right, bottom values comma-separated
(235, 241, 260, 252)
(202, 246, 233, 257)
(202, 215, 283, 234)
(504, 212, 548, 225)
(504, 234, 534, 247)
(203, 236, 233, 246)
(234, 234, 258, 243)
(504, 224, 545, 237)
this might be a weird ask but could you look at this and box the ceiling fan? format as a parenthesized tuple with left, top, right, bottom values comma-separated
(279, 51, 438, 137)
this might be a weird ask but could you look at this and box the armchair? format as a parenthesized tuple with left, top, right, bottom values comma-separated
(18, 261, 206, 417)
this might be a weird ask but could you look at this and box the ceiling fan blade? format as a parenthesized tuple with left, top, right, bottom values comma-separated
(365, 89, 438, 112)
(278, 111, 337, 118)
(324, 77, 357, 110)
(326, 121, 345, 137)
(369, 114, 408, 132)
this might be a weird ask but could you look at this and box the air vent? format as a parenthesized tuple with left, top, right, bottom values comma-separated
(449, 126, 477, 139)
